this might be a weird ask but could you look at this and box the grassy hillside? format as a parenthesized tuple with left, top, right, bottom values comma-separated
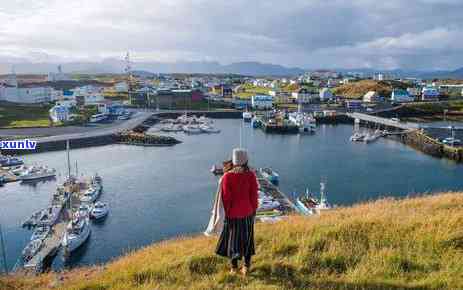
(3, 192, 463, 289)
(333, 80, 409, 99)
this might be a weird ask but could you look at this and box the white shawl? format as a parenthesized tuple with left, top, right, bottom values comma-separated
(204, 177, 225, 236)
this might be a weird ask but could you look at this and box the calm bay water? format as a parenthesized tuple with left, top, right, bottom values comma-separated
(1, 119, 463, 271)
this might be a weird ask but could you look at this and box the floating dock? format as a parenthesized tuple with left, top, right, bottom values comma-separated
(20, 177, 95, 274)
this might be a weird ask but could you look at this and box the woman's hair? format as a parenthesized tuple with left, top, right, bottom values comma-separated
(223, 160, 233, 173)
(234, 162, 250, 172)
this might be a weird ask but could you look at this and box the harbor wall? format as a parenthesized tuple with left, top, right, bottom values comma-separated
(2, 134, 116, 155)
(396, 130, 463, 162)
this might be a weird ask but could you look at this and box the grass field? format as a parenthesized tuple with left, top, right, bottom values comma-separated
(0, 105, 51, 128)
(3, 192, 463, 289)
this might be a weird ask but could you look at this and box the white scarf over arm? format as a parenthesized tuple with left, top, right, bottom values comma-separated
(204, 176, 225, 236)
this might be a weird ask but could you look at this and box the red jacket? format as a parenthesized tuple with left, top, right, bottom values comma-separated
(221, 170, 259, 218)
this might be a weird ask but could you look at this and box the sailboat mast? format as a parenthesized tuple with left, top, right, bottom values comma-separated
(0, 223, 7, 274)
(66, 140, 71, 179)
(75, 160, 78, 177)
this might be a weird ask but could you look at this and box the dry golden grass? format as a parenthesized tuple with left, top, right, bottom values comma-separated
(333, 80, 393, 99)
(3, 192, 463, 289)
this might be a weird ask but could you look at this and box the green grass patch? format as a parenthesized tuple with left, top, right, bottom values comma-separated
(0, 104, 51, 128)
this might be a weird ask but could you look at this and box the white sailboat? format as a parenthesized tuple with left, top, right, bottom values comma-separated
(62, 214, 91, 252)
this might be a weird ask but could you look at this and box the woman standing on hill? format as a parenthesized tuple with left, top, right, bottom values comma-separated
(216, 148, 259, 276)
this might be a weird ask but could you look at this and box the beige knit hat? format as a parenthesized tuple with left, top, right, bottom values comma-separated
(232, 148, 248, 166)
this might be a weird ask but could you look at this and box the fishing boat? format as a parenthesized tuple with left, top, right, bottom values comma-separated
(80, 187, 99, 203)
(443, 137, 462, 146)
(30, 226, 50, 241)
(10, 165, 30, 176)
(199, 124, 220, 134)
(37, 205, 63, 226)
(350, 132, 366, 142)
(22, 239, 43, 262)
(296, 183, 332, 214)
(251, 117, 262, 128)
(0, 175, 5, 186)
(90, 202, 109, 220)
(210, 164, 224, 176)
(259, 168, 279, 185)
(161, 124, 183, 132)
(20, 167, 56, 181)
(243, 111, 253, 122)
(258, 196, 281, 211)
(1, 157, 24, 167)
(183, 124, 202, 134)
(62, 214, 91, 252)
(289, 112, 316, 134)
(198, 116, 213, 125)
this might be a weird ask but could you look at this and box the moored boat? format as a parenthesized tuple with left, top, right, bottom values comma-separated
(199, 124, 220, 134)
(350, 132, 366, 142)
(90, 202, 109, 220)
(1, 157, 24, 167)
(183, 124, 202, 134)
(62, 214, 91, 252)
(20, 167, 56, 181)
(243, 111, 253, 122)
(259, 168, 279, 185)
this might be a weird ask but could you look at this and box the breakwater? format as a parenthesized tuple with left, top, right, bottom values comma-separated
(398, 130, 463, 162)
(1, 110, 241, 155)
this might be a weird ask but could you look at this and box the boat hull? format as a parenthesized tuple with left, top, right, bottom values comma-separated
(63, 224, 91, 252)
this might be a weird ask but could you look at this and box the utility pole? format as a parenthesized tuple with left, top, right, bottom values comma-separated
(0, 223, 8, 274)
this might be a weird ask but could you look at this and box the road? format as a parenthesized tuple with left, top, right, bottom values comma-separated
(0, 112, 152, 143)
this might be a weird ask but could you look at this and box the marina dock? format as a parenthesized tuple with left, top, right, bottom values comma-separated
(256, 171, 296, 214)
(23, 222, 66, 272)
(19, 175, 98, 274)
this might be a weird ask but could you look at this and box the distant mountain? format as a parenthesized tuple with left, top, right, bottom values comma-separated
(0, 59, 306, 76)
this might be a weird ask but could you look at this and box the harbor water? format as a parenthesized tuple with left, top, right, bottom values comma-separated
(2, 119, 463, 271)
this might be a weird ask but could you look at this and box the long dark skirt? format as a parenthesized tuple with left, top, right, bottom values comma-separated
(216, 215, 255, 259)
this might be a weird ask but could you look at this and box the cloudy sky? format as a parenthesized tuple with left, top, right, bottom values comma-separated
(1, 0, 462, 70)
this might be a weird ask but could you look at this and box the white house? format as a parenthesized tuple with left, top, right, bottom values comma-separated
(0, 71, 52, 104)
(49, 105, 70, 123)
(84, 94, 105, 105)
(292, 88, 318, 104)
(251, 95, 273, 109)
(114, 81, 129, 93)
(422, 87, 440, 101)
(391, 89, 414, 103)
(47, 65, 70, 82)
(319, 88, 334, 101)
(363, 91, 381, 103)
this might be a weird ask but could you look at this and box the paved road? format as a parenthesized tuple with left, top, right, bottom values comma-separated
(32, 112, 153, 143)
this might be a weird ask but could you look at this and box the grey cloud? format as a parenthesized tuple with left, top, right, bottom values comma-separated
(0, 0, 462, 70)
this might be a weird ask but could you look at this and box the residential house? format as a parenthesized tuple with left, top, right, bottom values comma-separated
(363, 91, 382, 103)
(391, 89, 414, 103)
(292, 88, 318, 104)
(251, 95, 273, 109)
(319, 88, 334, 102)
(422, 87, 440, 101)
(49, 105, 70, 123)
